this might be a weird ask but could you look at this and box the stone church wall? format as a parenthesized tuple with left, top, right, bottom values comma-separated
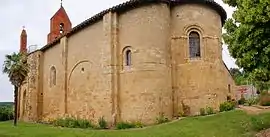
(118, 3, 172, 124)
(65, 20, 114, 124)
(19, 2, 235, 125)
(170, 4, 234, 115)
(42, 43, 65, 120)
(19, 51, 42, 121)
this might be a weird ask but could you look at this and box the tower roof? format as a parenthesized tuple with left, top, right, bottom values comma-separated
(50, 5, 70, 21)
(21, 27, 27, 36)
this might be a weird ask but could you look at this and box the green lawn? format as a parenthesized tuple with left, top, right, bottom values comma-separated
(0, 110, 269, 137)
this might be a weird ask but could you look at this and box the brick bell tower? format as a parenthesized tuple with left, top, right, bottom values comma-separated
(47, 0, 72, 44)
(20, 26, 27, 53)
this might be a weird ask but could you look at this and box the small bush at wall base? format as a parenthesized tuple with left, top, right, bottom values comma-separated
(52, 117, 94, 129)
(98, 116, 108, 129)
(133, 121, 144, 128)
(238, 97, 246, 105)
(181, 101, 191, 117)
(219, 101, 235, 112)
(115, 121, 144, 130)
(206, 106, 215, 115)
(156, 113, 169, 124)
(246, 97, 259, 106)
(116, 122, 136, 130)
(199, 108, 206, 116)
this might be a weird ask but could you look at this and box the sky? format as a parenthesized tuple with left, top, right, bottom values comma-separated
(0, 0, 237, 102)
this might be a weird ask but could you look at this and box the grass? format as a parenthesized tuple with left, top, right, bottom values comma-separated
(0, 110, 269, 137)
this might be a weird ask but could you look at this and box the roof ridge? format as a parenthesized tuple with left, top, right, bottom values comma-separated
(41, 0, 226, 51)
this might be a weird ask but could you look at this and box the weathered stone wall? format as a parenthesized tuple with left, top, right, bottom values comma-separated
(118, 3, 172, 124)
(19, 2, 235, 125)
(66, 19, 114, 124)
(170, 4, 230, 115)
(42, 43, 65, 120)
(19, 51, 42, 121)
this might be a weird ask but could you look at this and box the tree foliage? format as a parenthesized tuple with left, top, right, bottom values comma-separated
(3, 52, 29, 87)
(2, 52, 29, 126)
(229, 68, 249, 85)
(222, 0, 270, 83)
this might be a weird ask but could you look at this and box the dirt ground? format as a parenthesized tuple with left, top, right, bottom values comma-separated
(256, 129, 270, 137)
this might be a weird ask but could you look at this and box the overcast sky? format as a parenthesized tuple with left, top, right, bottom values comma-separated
(0, 0, 236, 102)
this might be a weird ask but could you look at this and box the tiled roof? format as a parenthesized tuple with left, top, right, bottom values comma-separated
(40, 0, 227, 51)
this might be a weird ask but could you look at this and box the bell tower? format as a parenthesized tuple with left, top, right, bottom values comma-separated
(47, 0, 72, 44)
(20, 26, 27, 53)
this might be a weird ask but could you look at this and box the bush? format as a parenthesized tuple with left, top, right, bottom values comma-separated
(250, 116, 270, 131)
(115, 121, 144, 130)
(98, 116, 108, 129)
(238, 97, 246, 105)
(0, 106, 14, 121)
(206, 106, 215, 115)
(116, 122, 136, 130)
(199, 108, 206, 116)
(181, 102, 191, 117)
(246, 97, 259, 106)
(133, 121, 144, 128)
(219, 101, 235, 112)
(52, 117, 94, 129)
(259, 93, 270, 106)
(156, 113, 169, 124)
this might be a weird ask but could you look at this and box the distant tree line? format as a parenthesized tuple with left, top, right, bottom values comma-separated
(0, 104, 14, 121)
(0, 102, 13, 106)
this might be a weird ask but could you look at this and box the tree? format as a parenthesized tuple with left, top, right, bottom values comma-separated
(229, 68, 249, 85)
(222, 0, 270, 84)
(229, 68, 241, 78)
(2, 52, 29, 126)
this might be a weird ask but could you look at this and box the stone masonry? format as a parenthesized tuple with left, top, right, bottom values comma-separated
(18, 0, 236, 125)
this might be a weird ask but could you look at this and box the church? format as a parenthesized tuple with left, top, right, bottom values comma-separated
(18, 0, 236, 125)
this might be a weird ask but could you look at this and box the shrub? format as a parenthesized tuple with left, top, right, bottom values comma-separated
(178, 111, 185, 117)
(156, 113, 169, 124)
(219, 101, 235, 112)
(0, 106, 14, 121)
(250, 116, 270, 131)
(98, 116, 108, 129)
(181, 101, 191, 117)
(199, 108, 206, 116)
(238, 97, 246, 105)
(52, 117, 94, 129)
(246, 97, 259, 106)
(206, 106, 214, 115)
(116, 122, 136, 130)
(133, 121, 144, 128)
(259, 93, 270, 106)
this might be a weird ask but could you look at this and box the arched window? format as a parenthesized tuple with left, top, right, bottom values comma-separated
(22, 90, 26, 116)
(189, 31, 201, 58)
(228, 84, 231, 93)
(125, 49, 132, 66)
(50, 66, 56, 87)
(60, 23, 64, 34)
